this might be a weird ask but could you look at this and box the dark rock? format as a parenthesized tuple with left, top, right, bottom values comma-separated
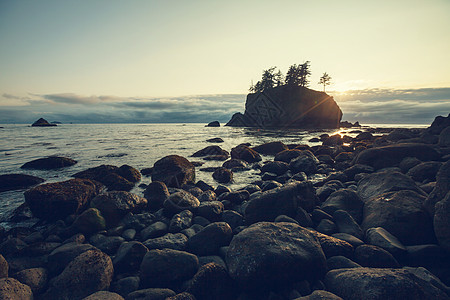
(407, 161, 442, 183)
(343, 164, 374, 181)
(192, 146, 229, 157)
(44, 250, 113, 300)
(399, 157, 422, 173)
(227, 222, 326, 291)
(226, 86, 342, 128)
(113, 241, 148, 274)
(187, 222, 232, 255)
(47, 242, 98, 275)
(31, 117, 56, 127)
(221, 210, 244, 229)
(311, 208, 333, 223)
(118, 164, 141, 183)
(169, 210, 193, 233)
(289, 150, 319, 175)
(354, 244, 400, 268)
(427, 113, 450, 135)
(332, 233, 364, 248)
(91, 191, 147, 228)
(323, 134, 343, 146)
(333, 210, 363, 239)
(13, 267, 48, 294)
(439, 126, 450, 146)
(196, 201, 224, 222)
(120, 212, 155, 231)
(274, 149, 303, 163)
(434, 191, 450, 251)
(24, 178, 102, 221)
(357, 170, 426, 202)
(0, 238, 27, 257)
(89, 234, 124, 255)
(83, 291, 124, 300)
(321, 189, 363, 223)
(252, 141, 288, 155)
(140, 221, 168, 240)
(353, 143, 440, 170)
(122, 228, 136, 241)
(206, 137, 224, 143)
(0, 278, 33, 299)
(316, 219, 337, 235)
(222, 159, 249, 171)
(166, 292, 196, 300)
(140, 248, 199, 288)
(164, 190, 200, 215)
(0, 173, 45, 192)
(327, 256, 361, 270)
(143, 233, 188, 251)
(261, 161, 289, 176)
(212, 167, 233, 183)
(325, 267, 449, 300)
(72, 208, 106, 234)
(230, 145, 262, 163)
(73, 164, 137, 191)
(187, 263, 237, 300)
(295, 206, 313, 227)
(425, 160, 450, 216)
(143, 181, 170, 211)
(0, 255, 7, 278)
(366, 227, 407, 257)
(127, 288, 176, 300)
(362, 190, 435, 245)
(214, 185, 231, 196)
(207, 121, 220, 127)
(274, 214, 299, 224)
(151, 155, 195, 188)
(110, 276, 140, 297)
(197, 190, 217, 202)
(21, 156, 77, 170)
(306, 229, 353, 258)
(260, 180, 283, 191)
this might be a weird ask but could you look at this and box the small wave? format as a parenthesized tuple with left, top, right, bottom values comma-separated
(98, 153, 128, 158)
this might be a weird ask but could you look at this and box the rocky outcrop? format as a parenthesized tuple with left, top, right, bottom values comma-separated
(206, 121, 220, 127)
(31, 118, 57, 127)
(21, 156, 77, 170)
(0, 174, 44, 192)
(226, 85, 342, 128)
(151, 155, 195, 188)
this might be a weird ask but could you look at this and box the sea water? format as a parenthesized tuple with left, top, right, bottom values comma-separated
(0, 123, 426, 226)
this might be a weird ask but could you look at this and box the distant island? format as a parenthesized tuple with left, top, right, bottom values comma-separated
(226, 62, 343, 129)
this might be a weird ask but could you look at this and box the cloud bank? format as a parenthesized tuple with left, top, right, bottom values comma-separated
(0, 88, 449, 124)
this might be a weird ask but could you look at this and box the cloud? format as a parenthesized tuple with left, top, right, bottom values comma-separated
(41, 93, 126, 105)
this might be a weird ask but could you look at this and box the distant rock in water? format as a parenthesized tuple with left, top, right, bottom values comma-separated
(226, 85, 342, 128)
(206, 121, 220, 127)
(0, 174, 45, 192)
(340, 120, 361, 128)
(31, 118, 57, 127)
(21, 156, 77, 170)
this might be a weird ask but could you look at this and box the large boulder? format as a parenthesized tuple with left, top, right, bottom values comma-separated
(424, 160, 450, 216)
(73, 164, 140, 191)
(143, 181, 170, 211)
(252, 141, 288, 155)
(187, 222, 232, 255)
(407, 161, 442, 183)
(72, 207, 106, 234)
(325, 267, 449, 300)
(24, 178, 102, 221)
(226, 86, 342, 128)
(21, 156, 77, 169)
(357, 170, 426, 202)
(289, 150, 319, 175)
(230, 145, 262, 163)
(361, 190, 435, 245)
(44, 250, 114, 300)
(152, 155, 195, 188)
(434, 191, 450, 251)
(427, 113, 450, 135)
(191, 146, 229, 157)
(113, 241, 149, 274)
(90, 191, 148, 227)
(47, 242, 98, 275)
(13, 267, 48, 294)
(321, 189, 364, 223)
(187, 263, 237, 300)
(244, 181, 316, 224)
(353, 143, 440, 169)
(226, 222, 327, 291)
(0, 255, 7, 278)
(0, 173, 44, 192)
(31, 117, 56, 127)
(439, 126, 450, 147)
(164, 190, 200, 215)
(0, 278, 33, 299)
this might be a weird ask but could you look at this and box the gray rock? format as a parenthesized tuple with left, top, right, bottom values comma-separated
(143, 181, 170, 211)
(89, 234, 125, 255)
(289, 150, 319, 175)
(434, 191, 450, 251)
(110, 276, 140, 297)
(47, 242, 98, 275)
(261, 161, 289, 176)
(321, 189, 363, 223)
(425, 160, 450, 216)
(196, 201, 224, 222)
(354, 245, 400, 268)
(113, 241, 148, 274)
(306, 229, 353, 258)
(0, 277, 33, 299)
(366, 227, 407, 257)
(140, 221, 168, 240)
(164, 190, 200, 215)
(333, 210, 363, 240)
(151, 155, 195, 188)
(407, 161, 442, 183)
(143, 233, 188, 251)
(169, 210, 193, 233)
(187, 222, 232, 256)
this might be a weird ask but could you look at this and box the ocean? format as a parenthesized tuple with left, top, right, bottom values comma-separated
(0, 123, 427, 227)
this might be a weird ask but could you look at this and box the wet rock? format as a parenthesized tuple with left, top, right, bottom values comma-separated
(24, 178, 102, 221)
(110, 276, 140, 297)
(113, 241, 148, 274)
(366, 227, 407, 257)
(0, 255, 7, 278)
(222, 159, 249, 171)
(151, 155, 195, 188)
(196, 201, 224, 221)
(274, 149, 303, 163)
(316, 219, 337, 235)
(44, 250, 113, 300)
(192, 146, 229, 158)
(323, 134, 343, 146)
(118, 164, 141, 183)
(206, 137, 224, 143)
(164, 190, 200, 215)
(197, 190, 217, 202)
(325, 267, 449, 300)
(354, 244, 400, 268)
(21, 156, 77, 170)
(82, 291, 124, 300)
(127, 288, 176, 300)
(407, 161, 442, 183)
(187, 262, 237, 300)
(207, 121, 220, 127)
(221, 210, 244, 229)
(306, 229, 353, 258)
(143, 233, 188, 251)
(226, 222, 327, 291)
(89, 234, 124, 255)
(187, 222, 232, 255)
(289, 150, 319, 175)
(13, 267, 48, 294)
(0, 174, 45, 192)
(72, 208, 106, 235)
(73, 164, 137, 191)
(332, 233, 364, 248)
(0, 277, 33, 299)
(321, 189, 363, 223)
(230, 145, 262, 163)
(316, 180, 345, 202)
(140, 221, 168, 240)
(425, 160, 450, 216)
(140, 248, 199, 288)
(434, 192, 450, 251)
(169, 210, 193, 233)
(143, 181, 170, 211)
(327, 256, 361, 270)
(91, 191, 147, 228)
(47, 242, 98, 275)
(357, 170, 426, 202)
(362, 190, 435, 246)
(212, 167, 233, 183)
(261, 161, 289, 176)
(333, 210, 363, 240)
(343, 164, 374, 181)
(252, 141, 288, 155)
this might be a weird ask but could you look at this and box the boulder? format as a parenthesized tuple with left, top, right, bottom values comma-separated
(206, 121, 220, 127)
(439, 126, 450, 146)
(196, 201, 224, 221)
(21, 156, 77, 169)
(252, 141, 288, 155)
(143, 233, 188, 251)
(305, 229, 354, 258)
(192, 146, 229, 157)
(143, 181, 170, 211)
(164, 190, 200, 215)
(212, 167, 233, 183)
(354, 244, 400, 268)
(127, 288, 176, 300)
(0, 173, 44, 192)
(0, 278, 33, 299)
(333, 210, 363, 240)
(24, 178, 102, 221)
(72, 207, 106, 234)
(434, 191, 450, 251)
(73, 164, 139, 191)
(169, 210, 193, 233)
(118, 164, 141, 183)
(407, 161, 442, 183)
(321, 189, 364, 223)
(13, 267, 48, 294)
(139, 248, 199, 288)
(425, 160, 450, 216)
(353, 143, 440, 169)
(47, 242, 98, 275)
(296, 290, 343, 300)
(90, 191, 147, 227)
(361, 190, 435, 245)
(274, 149, 303, 163)
(261, 161, 289, 176)
(82, 291, 124, 300)
(222, 159, 249, 170)
(357, 170, 426, 202)
(152, 155, 195, 188)
(89, 234, 125, 255)
(226, 222, 327, 291)
(140, 221, 168, 240)
(187, 222, 232, 255)
(325, 267, 449, 300)
(187, 263, 237, 300)
(31, 117, 56, 127)
(225, 86, 342, 128)
(44, 250, 113, 300)
(327, 256, 362, 271)
(206, 137, 224, 143)
(427, 113, 450, 135)
(366, 227, 407, 257)
(230, 145, 262, 163)
(289, 150, 319, 175)
(0, 255, 7, 278)
(113, 241, 148, 274)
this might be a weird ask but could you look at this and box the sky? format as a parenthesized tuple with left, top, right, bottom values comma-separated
(0, 0, 449, 124)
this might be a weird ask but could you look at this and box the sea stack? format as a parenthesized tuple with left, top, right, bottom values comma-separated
(31, 118, 57, 127)
(226, 85, 342, 128)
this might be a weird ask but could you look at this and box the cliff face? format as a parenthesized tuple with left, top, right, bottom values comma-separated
(226, 85, 342, 128)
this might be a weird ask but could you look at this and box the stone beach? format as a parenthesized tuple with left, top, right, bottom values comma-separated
(0, 114, 450, 299)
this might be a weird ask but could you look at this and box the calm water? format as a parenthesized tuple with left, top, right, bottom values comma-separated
(0, 123, 425, 227)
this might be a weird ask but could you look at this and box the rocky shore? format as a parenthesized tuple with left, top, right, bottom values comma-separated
(1, 114, 450, 299)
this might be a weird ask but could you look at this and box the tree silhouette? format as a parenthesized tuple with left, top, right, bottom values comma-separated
(318, 72, 332, 92)
(285, 61, 311, 87)
(251, 67, 282, 93)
